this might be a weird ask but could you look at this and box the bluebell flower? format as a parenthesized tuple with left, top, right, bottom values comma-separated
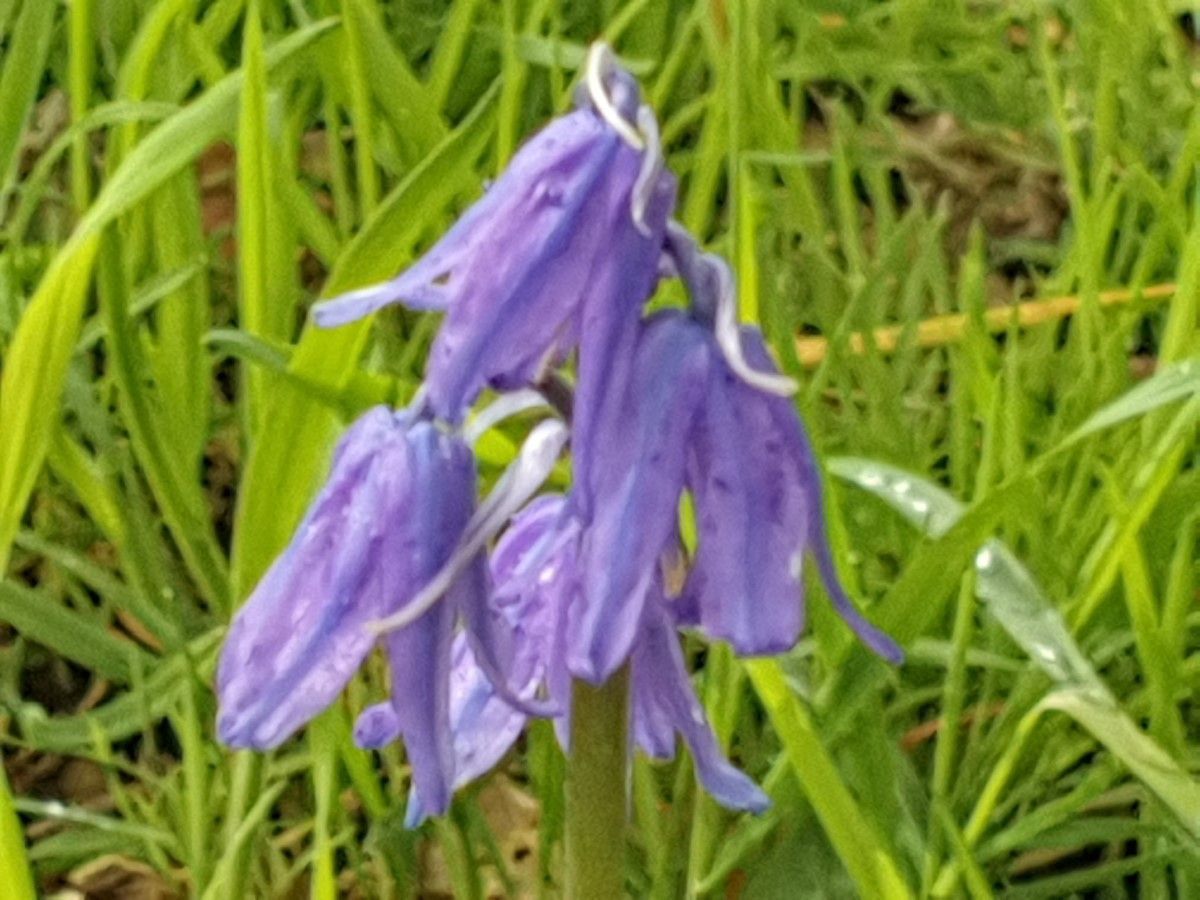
(217, 404, 567, 820)
(218, 43, 901, 834)
(401, 495, 768, 826)
(312, 47, 675, 425)
(569, 305, 903, 682)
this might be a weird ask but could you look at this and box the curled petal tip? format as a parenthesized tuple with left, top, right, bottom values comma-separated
(585, 43, 644, 150)
(744, 788, 773, 816)
(354, 702, 402, 749)
(464, 389, 550, 446)
(815, 541, 905, 664)
(718, 348, 800, 397)
(369, 419, 569, 637)
(711, 273, 798, 397)
(868, 630, 906, 666)
(630, 106, 664, 236)
(843, 618, 905, 665)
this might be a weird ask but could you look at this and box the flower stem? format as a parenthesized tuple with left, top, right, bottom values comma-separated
(565, 665, 631, 899)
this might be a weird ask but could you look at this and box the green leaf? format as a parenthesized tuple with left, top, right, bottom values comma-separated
(20, 633, 221, 753)
(827, 458, 1035, 645)
(0, 763, 35, 900)
(746, 659, 914, 899)
(236, 1, 272, 378)
(5, 100, 178, 243)
(0, 579, 150, 684)
(344, 0, 446, 162)
(201, 780, 288, 900)
(0, 236, 101, 573)
(204, 328, 408, 415)
(835, 459, 1200, 841)
(0, 0, 56, 201)
(0, 17, 339, 573)
(1063, 358, 1200, 446)
(75, 17, 339, 250)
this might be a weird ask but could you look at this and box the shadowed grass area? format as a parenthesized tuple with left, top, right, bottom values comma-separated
(1, 0, 1199, 896)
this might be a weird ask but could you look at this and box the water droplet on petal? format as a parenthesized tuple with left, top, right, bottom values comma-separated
(975, 547, 994, 570)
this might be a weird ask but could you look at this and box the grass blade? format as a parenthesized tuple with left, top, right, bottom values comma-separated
(236, 1, 272, 417)
(0, 17, 338, 574)
(0, 0, 56, 200)
(0, 762, 35, 900)
(837, 460, 1200, 840)
(0, 236, 101, 573)
(746, 659, 913, 898)
(1063, 358, 1200, 446)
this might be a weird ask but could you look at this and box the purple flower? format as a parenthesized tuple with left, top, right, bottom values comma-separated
(217, 43, 901, 834)
(569, 312, 712, 681)
(217, 407, 472, 753)
(217, 405, 566, 820)
(682, 326, 903, 662)
(569, 309, 903, 682)
(403, 495, 768, 825)
(312, 55, 676, 425)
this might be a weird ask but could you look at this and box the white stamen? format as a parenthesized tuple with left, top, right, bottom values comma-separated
(464, 389, 550, 445)
(585, 43, 645, 150)
(368, 419, 569, 636)
(711, 262, 799, 397)
(630, 105, 663, 236)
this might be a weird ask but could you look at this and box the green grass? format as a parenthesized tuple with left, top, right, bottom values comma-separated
(1, 0, 1199, 896)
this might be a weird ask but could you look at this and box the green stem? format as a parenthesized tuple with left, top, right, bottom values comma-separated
(565, 665, 630, 900)
(68, 0, 93, 212)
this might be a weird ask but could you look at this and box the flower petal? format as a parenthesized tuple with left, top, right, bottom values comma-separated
(682, 335, 805, 656)
(570, 313, 711, 682)
(570, 171, 676, 516)
(354, 702, 401, 749)
(686, 329, 903, 663)
(387, 600, 457, 828)
(217, 408, 413, 749)
(314, 112, 613, 326)
(368, 420, 569, 638)
(634, 608, 770, 814)
(404, 499, 579, 827)
(448, 634, 529, 787)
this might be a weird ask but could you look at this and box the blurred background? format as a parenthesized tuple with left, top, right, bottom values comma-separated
(1, 0, 1200, 896)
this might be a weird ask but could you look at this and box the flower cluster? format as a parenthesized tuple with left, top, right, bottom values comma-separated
(217, 45, 901, 826)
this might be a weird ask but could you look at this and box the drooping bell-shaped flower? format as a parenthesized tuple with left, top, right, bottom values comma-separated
(401, 495, 768, 826)
(569, 312, 713, 681)
(681, 326, 903, 662)
(568, 306, 903, 683)
(216, 404, 568, 820)
(312, 47, 676, 425)
(217, 406, 476, 753)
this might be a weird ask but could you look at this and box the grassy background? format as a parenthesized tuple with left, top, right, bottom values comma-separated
(1, 0, 1199, 896)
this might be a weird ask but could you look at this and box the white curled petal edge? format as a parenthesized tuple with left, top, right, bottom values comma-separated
(368, 419, 570, 636)
(708, 255, 799, 397)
